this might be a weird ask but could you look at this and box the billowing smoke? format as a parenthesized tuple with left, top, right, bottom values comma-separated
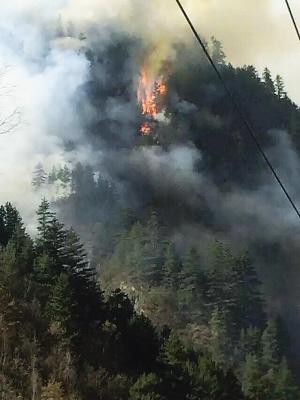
(0, 0, 298, 197)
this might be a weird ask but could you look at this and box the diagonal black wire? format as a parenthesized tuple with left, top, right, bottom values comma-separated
(175, 0, 300, 220)
(284, 0, 300, 41)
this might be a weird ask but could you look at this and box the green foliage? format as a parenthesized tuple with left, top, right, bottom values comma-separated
(209, 307, 232, 369)
(130, 373, 163, 400)
(0, 200, 255, 400)
(261, 319, 280, 370)
(46, 273, 75, 330)
(0, 202, 22, 246)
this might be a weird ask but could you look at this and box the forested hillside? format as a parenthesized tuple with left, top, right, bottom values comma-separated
(0, 202, 298, 399)
(2, 29, 300, 399)
(0, 201, 248, 399)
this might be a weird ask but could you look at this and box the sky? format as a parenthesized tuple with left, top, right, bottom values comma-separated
(181, 0, 300, 105)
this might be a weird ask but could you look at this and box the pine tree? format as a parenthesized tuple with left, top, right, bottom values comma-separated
(274, 358, 299, 399)
(163, 331, 187, 366)
(47, 273, 75, 333)
(206, 241, 236, 312)
(241, 353, 262, 399)
(57, 165, 71, 188)
(0, 203, 22, 246)
(209, 307, 232, 369)
(129, 373, 163, 400)
(261, 320, 279, 370)
(162, 242, 180, 286)
(178, 247, 205, 318)
(263, 67, 275, 94)
(233, 252, 265, 329)
(33, 201, 68, 302)
(48, 166, 57, 184)
(32, 163, 47, 189)
(237, 327, 261, 365)
(71, 163, 95, 195)
(1, 224, 34, 298)
(275, 75, 285, 99)
(182, 247, 200, 276)
(188, 356, 245, 400)
(126, 222, 145, 271)
(211, 37, 226, 65)
(142, 213, 164, 284)
(36, 199, 56, 247)
(35, 200, 67, 271)
(63, 228, 95, 282)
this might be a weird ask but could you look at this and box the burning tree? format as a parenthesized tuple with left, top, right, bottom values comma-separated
(137, 64, 168, 136)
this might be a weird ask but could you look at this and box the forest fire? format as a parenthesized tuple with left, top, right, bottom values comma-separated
(140, 121, 152, 135)
(137, 66, 167, 135)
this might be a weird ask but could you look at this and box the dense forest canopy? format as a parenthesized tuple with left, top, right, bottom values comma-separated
(0, 201, 299, 399)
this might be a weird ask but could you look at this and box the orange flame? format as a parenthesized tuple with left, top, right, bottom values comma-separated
(156, 79, 167, 96)
(137, 68, 158, 117)
(140, 122, 152, 135)
(137, 67, 167, 135)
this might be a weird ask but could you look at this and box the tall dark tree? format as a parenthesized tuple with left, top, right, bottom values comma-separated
(263, 67, 275, 94)
(211, 36, 226, 65)
(275, 75, 285, 99)
(0, 202, 22, 246)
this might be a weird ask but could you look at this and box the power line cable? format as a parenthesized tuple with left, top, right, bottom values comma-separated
(284, 0, 300, 41)
(175, 0, 300, 220)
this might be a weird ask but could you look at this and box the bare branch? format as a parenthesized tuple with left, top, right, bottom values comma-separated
(0, 65, 22, 135)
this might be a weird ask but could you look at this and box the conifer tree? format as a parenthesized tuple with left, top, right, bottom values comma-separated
(35, 200, 67, 275)
(162, 242, 180, 286)
(263, 67, 275, 94)
(211, 37, 226, 65)
(48, 166, 57, 184)
(129, 373, 163, 400)
(126, 222, 145, 271)
(0, 203, 22, 246)
(237, 327, 261, 364)
(233, 252, 265, 329)
(57, 165, 71, 188)
(206, 241, 235, 312)
(47, 273, 75, 333)
(178, 247, 204, 317)
(32, 163, 47, 189)
(142, 212, 164, 284)
(63, 228, 95, 282)
(241, 353, 262, 399)
(275, 75, 285, 99)
(209, 307, 232, 369)
(261, 320, 280, 370)
(1, 224, 34, 298)
(36, 199, 56, 247)
(274, 358, 299, 399)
